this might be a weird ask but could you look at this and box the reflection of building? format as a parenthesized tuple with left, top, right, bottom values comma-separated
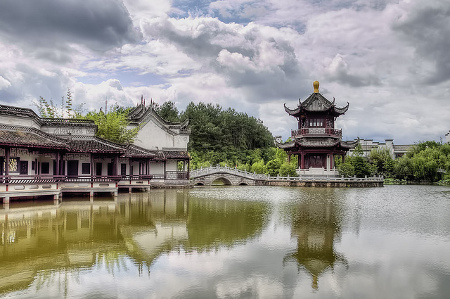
(348, 138, 412, 159)
(284, 194, 347, 290)
(276, 81, 356, 176)
(120, 190, 189, 268)
(0, 102, 190, 205)
(0, 190, 190, 294)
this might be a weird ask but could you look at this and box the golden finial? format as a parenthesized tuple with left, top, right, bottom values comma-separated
(313, 81, 319, 93)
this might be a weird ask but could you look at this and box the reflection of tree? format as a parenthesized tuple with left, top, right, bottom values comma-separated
(283, 195, 347, 290)
(185, 198, 270, 251)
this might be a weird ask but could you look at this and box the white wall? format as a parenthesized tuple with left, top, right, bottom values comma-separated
(0, 115, 40, 129)
(133, 118, 189, 150)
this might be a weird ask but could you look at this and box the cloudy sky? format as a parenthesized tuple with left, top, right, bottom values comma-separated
(0, 0, 449, 144)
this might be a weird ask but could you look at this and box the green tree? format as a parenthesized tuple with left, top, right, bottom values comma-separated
(84, 106, 139, 144)
(154, 101, 180, 123)
(279, 162, 298, 177)
(251, 159, 267, 174)
(337, 160, 355, 177)
(369, 147, 394, 177)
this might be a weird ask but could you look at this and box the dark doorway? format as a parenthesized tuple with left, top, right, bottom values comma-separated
(107, 163, 113, 176)
(96, 163, 102, 176)
(20, 160, 28, 175)
(67, 160, 79, 177)
(307, 155, 325, 168)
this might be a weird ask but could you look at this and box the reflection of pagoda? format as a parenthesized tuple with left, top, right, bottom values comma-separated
(276, 81, 356, 172)
(284, 195, 347, 290)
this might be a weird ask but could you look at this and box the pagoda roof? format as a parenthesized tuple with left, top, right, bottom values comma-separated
(0, 124, 68, 149)
(275, 138, 358, 150)
(284, 93, 349, 117)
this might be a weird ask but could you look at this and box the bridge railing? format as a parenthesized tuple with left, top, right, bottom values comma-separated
(190, 166, 384, 182)
(190, 166, 269, 180)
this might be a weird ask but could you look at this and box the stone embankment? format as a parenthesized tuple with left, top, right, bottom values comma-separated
(263, 178, 383, 187)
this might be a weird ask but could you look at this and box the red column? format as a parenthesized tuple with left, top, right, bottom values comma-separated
(300, 153, 305, 169)
(330, 153, 334, 169)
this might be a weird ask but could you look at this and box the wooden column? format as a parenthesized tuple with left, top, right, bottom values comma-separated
(300, 153, 305, 169)
(113, 156, 118, 176)
(330, 153, 334, 169)
(5, 146, 10, 185)
(90, 154, 94, 178)
(5, 146, 10, 177)
(187, 159, 190, 179)
(55, 152, 60, 175)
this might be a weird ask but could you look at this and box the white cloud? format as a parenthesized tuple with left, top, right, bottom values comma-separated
(0, 76, 11, 90)
(0, 0, 449, 143)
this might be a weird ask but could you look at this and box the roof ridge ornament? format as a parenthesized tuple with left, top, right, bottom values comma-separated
(313, 81, 319, 93)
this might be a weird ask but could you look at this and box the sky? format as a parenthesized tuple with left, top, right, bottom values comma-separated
(0, 0, 449, 144)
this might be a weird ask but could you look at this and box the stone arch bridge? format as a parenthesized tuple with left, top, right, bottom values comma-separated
(190, 166, 268, 186)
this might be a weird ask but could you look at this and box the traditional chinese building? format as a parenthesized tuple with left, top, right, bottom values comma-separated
(276, 81, 356, 174)
(0, 100, 190, 205)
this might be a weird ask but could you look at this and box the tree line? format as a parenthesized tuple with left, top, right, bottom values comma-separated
(36, 93, 449, 183)
(337, 141, 450, 184)
(154, 101, 297, 176)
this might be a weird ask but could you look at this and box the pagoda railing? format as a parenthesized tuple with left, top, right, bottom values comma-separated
(291, 128, 342, 138)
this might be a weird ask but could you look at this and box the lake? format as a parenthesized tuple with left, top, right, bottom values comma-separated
(1, 185, 450, 298)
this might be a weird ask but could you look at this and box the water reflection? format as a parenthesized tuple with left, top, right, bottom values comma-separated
(0, 189, 270, 296)
(1, 186, 449, 298)
(282, 189, 347, 290)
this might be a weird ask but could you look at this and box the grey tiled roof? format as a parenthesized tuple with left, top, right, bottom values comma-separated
(0, 125, 68, 149)
(65, 136, 125, 153)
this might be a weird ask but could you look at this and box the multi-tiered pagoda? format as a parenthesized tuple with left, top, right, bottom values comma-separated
(276, 81, 356, 173)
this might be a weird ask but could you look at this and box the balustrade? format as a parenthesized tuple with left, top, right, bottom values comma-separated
(291, 128, 342, 137)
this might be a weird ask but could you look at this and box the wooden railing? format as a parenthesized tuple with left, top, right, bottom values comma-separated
(0, 174, 151, 184)
(291, 128, 342, 137)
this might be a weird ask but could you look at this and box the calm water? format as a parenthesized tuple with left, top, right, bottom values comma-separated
(1, 185, 450, 298)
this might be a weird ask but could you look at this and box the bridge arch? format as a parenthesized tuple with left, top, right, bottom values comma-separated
(211, 177, 232, 186)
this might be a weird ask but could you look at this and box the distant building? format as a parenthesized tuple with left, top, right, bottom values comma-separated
(348, 138, 412, 159)
(276, 81, 357, 175)
(446, 131, 450, 144)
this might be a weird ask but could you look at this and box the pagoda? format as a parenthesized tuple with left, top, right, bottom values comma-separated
(276, 81, 356, 173)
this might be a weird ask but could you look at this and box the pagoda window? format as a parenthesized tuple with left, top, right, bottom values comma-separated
(308, 118, 324, 127)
